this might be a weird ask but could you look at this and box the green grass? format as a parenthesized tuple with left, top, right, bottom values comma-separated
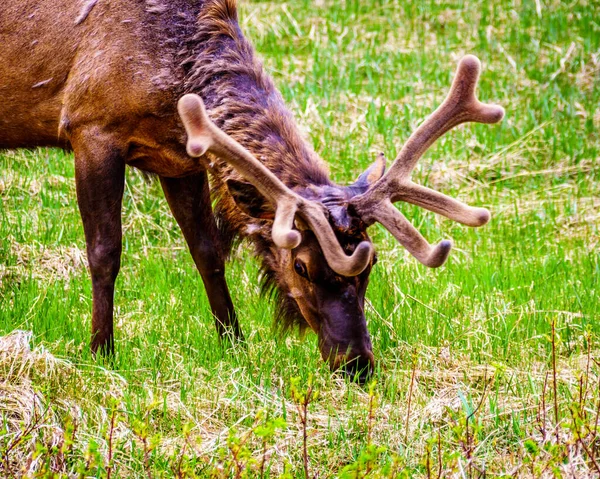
(1, 0, 599, 476)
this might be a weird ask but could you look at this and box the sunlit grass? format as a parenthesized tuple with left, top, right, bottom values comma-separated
(1, 0, 599, 476)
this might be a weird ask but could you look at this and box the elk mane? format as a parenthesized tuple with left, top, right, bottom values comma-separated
(178, 0, 334, 328)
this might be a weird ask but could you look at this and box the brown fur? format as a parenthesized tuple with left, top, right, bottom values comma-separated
(0, 0, 376, 379)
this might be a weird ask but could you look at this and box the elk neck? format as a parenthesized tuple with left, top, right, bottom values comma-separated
(179, 0, 331, 191)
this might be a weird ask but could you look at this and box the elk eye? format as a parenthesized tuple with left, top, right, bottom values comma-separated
(294, 259, 309, 279)
(372, 254, 378, 266)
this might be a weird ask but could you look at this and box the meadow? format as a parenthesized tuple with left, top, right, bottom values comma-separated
(1, 0, 599, 476)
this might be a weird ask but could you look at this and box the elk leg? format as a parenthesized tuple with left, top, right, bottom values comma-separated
(72, 129, 126, 356)
(160, 172, 243, 341)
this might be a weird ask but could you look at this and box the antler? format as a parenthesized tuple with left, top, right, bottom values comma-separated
(350, 55, 504, 267)
(178, 94, 373, 276)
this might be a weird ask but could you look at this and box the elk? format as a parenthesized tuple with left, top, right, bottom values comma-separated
(0, 0, 503, 381)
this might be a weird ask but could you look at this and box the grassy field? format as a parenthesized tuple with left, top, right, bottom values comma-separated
(1, 0, 599, 476)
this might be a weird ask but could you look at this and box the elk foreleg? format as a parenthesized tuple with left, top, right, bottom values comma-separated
(72, 128, 126, 356)
(160, 172, 243, 342)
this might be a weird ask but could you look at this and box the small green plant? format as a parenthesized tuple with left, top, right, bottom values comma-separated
(289, 375, 318, 479)
(209, 410, 287, 478)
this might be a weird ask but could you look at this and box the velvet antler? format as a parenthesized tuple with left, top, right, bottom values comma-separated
(350, 55, 504, 267)
(178, 94, 373, 276)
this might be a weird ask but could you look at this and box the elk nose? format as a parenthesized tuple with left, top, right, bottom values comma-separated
(339, 350, 375, 385)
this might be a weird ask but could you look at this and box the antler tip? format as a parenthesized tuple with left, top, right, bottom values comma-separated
(356, 240, 374, 260)
(439, 239, 453, 251)
(178, 94, 214, 157)
(187, 140, 209, 157)
(456, 55, 482, 83)
(474, 208, 491, 226)
(460, 54, 481, 70)
(273, 230, 302, 250)
(178, 93, 202, 114)
(347, 241, 374, 276)
(178, 93, 211, 130)
(425, 240, 453, 268)
(489, 105, 505, 123)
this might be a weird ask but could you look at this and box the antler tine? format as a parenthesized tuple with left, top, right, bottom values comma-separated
(388, 55, 504, 180)
(376, 200, 453, 268)
(350, 55, 504, 268)
(178, 94, 373, 277)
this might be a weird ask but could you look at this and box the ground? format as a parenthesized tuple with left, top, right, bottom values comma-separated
(1, 0, 599, 477)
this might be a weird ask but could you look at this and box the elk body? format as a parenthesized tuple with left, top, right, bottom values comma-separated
(0, 0, 503, 381)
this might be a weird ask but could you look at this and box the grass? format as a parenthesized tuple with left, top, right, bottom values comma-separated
(1, 0, 599, 476)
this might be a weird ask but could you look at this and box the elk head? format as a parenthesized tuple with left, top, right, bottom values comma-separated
(178, 55, 504, 382)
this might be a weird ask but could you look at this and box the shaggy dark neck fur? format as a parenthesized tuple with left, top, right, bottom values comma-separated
(184, 0, 329, 185)
(179, 0, 333, 331)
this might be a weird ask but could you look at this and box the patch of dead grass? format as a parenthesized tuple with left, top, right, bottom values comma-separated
(1, 243, 87, 287)
(2, 330, 599, 476)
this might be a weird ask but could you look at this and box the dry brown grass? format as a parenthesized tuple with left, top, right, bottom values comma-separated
(2, 330, 600, 477)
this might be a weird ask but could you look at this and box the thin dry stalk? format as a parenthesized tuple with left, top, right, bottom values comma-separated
(145, 439, 153, 479)
(259, 433, 268, 478)
(106, 408, 117, 479)
(551, 319, 560, 443)
(299, 384, 314, 479)
(465, 369, 489, 477)
(404, 355, 418, 445)
(425, 441, 432, 479)
(539, 371, 549, 441)
(570, 407, 600, 475)
(579, 375, 585, 417)
(174, 434, 189, 479)
(437, 429, 442, 479)
(231, 437, 244, 479)
(366, 386, 376, 448)
(365, 385, 377, 476)
(138, 434, 152, 479)
(594, 371, 600, 437)
(592, 362, 600, 465)
(583, 331, 593, 410)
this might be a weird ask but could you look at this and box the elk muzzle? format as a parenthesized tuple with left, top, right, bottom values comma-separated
(317, 285, 374, 384)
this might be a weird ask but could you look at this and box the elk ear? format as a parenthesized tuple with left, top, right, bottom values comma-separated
(350, 153, 386, 193)
(226, 179, 275, 220)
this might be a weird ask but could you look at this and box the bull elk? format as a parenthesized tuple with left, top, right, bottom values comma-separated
(0, 0, 503, 381)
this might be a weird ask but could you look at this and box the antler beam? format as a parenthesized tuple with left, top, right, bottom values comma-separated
(350, 55, 504, 267)
(178, 94, 373, 277)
